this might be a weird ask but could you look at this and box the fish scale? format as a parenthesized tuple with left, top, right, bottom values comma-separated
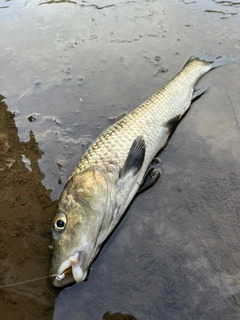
(50, 51, 234, 287)
(71, 59, 211, 180)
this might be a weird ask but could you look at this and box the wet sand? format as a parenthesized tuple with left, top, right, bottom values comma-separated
(1, 0, 240, 319)
(0, 96, 57, 319)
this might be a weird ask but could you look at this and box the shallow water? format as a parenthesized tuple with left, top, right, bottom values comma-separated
(1, 0, 240, 319)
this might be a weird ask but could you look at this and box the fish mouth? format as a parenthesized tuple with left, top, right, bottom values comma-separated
(53, 251, 87, 287)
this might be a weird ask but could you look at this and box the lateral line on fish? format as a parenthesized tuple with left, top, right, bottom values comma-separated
(49, 50, 237, 287)
(0, 274, 59, 289)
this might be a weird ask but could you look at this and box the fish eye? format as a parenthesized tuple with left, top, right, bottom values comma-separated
(53, 212, 67, 231)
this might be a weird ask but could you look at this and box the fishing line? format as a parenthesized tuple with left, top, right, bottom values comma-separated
(0, 274, 58, 289)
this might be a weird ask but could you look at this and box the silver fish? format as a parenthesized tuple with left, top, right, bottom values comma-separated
(49, 50, 232, 287)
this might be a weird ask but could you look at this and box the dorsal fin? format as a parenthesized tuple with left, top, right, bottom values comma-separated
(120, 136, 145, 180)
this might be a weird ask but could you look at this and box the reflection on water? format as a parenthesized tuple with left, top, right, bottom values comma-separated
(0, 95, 57, 319)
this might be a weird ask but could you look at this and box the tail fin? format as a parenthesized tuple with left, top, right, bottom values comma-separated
(190, 48, 238, 69)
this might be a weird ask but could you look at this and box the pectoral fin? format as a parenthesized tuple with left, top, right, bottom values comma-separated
(120, 136, 145, 180)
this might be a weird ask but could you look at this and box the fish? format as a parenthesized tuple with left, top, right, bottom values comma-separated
(49, 50, 233, 287)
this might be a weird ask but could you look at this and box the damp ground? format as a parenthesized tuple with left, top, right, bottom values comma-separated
(1, 0, 240, 319)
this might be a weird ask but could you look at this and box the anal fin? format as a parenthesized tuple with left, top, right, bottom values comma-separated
(192, 86, 209, 101)
(164, 85, 209, 133)
(164, 115, 181, 132)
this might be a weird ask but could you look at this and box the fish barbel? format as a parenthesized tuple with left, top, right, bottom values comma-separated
(49, 50, 233, 287)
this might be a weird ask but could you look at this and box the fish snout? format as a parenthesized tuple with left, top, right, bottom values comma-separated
(53, 250, 87, 287)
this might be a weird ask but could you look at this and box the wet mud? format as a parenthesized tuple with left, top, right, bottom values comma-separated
(1, 0, 240, 319)
(0, 96, 57, 319)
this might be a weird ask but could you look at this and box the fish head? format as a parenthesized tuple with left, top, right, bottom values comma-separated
(49, 166, 116, 287)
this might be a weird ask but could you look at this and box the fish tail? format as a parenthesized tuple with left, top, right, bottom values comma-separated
(189, 48, 238, 69)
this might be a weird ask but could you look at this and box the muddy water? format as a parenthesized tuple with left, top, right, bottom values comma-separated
(1, 0, 240, 319)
